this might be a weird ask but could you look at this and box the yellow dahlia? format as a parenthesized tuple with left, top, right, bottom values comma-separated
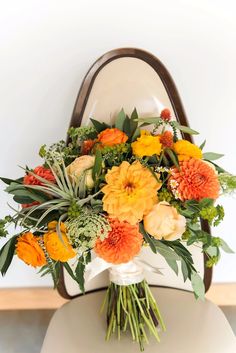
(173, 140, 202, 161)
(131, 131, 162, 157)
(102, 161, 161, 225)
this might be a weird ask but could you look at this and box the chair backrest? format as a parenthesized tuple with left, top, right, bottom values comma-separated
(58, 48, 212, 299)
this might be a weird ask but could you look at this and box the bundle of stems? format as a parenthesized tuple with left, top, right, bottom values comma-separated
(101, 280, 166, 351)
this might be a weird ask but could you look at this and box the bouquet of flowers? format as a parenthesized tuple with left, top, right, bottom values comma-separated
(0, 108, 235, 350)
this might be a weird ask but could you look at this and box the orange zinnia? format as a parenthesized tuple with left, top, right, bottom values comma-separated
(94, 218, 143, 264)
(169, 158, 220, 201)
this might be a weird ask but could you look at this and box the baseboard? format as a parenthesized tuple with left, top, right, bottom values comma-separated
(0, 283, 235, 310)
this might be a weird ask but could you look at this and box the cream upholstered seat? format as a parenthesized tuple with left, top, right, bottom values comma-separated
(41, 288, 236, 353)
(41, 48, 236, 353)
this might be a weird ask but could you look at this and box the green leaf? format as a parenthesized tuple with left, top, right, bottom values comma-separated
(115, 109, 126, 130)
(166, 258, 179, 276)
(181, 260, 189, 282)
(199, 198, 214, 209)
(191, 272, 205, 300)
(205, 161, 227, 174)
(0, 177, 23, 185)
(172, 121, 199, 135)
(90, 118, 110, 133)
(92, 150, 102, 180)
(130, 108, 138, 135)
(154, 240, 180, 261)
(137, 117, 162, 125)
(131, 127, 141, 142)
(165, 148, 179, 168)
(203, 152, 224, 161)
(62, 262, 83, 289)
(75, 261, 86, 293)
(205, 246, 218, 257)
(199, 140, 206, 150)
(139, 223, 156, 254)
(0, 236, 18, 275)
(220, 239, 234, 254)
(123, 116, 131, 137)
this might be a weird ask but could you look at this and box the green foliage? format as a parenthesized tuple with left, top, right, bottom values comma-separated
(158, 188, 174, 203)
(171, 121, 199, 135)
(199, 204, 224, 226)
(67, 126, 97, 142)
(66, 211, 111, 252)
(90, 118, 110, 133)
(191, 272, 205, 300)
(0, 235, 18, 276)
(203, 152, 224, 161)
(218, 173, 236, 195)
(0, 216, 12, 238)
(139, 223, 157, 254)
(75, 252, 91, 293)
(100, 143, 131, 166)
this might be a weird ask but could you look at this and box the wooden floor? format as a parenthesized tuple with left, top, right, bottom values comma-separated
(0, 283, 235, 310)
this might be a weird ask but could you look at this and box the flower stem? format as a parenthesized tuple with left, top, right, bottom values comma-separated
(101, 280, 165, 351)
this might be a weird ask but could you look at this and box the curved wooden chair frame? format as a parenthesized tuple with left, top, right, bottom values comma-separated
(57, 48, 212, 299)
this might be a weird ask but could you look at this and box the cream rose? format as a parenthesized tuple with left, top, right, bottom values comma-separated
(66, 155, 95, 188)
(143, 201, 186, 240)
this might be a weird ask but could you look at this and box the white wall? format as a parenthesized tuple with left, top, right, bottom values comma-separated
(0, 0, 235, 287)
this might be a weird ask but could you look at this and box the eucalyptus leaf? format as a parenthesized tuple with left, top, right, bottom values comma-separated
(203, 152, 224, 161)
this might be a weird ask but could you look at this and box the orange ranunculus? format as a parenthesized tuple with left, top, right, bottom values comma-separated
(169, 158, 220, 201)
(94, 218, 143, 264)
(16, 232, 46, 267)
(97, 128, 128, 146)
(44, 221, 76, 262)
(23, 166, 56, 186)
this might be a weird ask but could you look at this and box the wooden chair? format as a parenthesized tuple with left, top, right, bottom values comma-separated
(41, 48, 236, 353)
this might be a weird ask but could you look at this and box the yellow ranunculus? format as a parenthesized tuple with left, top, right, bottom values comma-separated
(131, 133, 162, 157)
(102, 161, 161, 225)
(44, 221, 76, 262)
(143, 202, 186, 240)
(173, 140, 202, 161)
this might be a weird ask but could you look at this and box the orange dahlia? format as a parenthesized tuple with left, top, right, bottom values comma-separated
(16, 232, 46, 267)
(102, 161, 161, 225)
(24, 166, 56, 186)
(169, 158, 220, 201)
(94, 218, 143, 264)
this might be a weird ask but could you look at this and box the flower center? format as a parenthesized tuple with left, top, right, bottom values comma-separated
(124, 181, 135, 195)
